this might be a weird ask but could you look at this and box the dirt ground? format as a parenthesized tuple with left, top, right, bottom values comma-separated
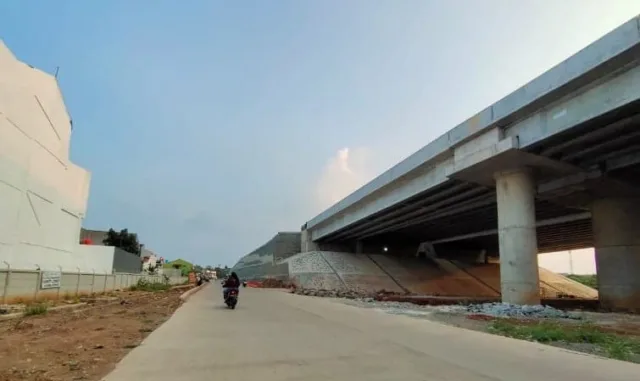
(0, 287, 186, 381)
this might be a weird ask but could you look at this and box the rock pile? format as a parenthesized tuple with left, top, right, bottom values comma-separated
(466, 302, 582, 319)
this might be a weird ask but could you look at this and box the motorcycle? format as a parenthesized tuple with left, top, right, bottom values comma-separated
(225, 289, 239, 309)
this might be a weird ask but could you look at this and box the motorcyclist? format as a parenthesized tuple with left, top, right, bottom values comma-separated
(223, 272, 241, 300)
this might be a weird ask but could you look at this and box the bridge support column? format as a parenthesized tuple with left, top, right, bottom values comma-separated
(495, 168, 540, 305)
(301, 229, 319, 252)
(355, 241, 363, 254)
(592, 197, 640, 312)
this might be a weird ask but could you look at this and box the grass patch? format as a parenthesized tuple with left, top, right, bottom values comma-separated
(565, 274, 598, 289)
(23, 303, 48, 316)
(129, 278, 172, 292)
(489, 320, 640, 361)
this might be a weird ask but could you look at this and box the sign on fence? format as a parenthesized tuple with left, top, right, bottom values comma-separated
(41, 271, 62, 289)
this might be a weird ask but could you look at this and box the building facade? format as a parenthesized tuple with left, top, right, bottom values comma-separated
(0, 40, 91, 271)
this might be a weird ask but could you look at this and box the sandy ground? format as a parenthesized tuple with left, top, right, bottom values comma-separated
(0, 287, 186, 381)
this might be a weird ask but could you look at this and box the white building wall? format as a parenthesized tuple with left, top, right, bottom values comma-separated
(0, 40, 91, 272)
(68, 245, 115, 274)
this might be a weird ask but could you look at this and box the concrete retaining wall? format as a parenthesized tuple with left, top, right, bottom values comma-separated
(287, 251, 345, 290)
(450, 261, 598, 299)
(321, 252, 403, 293)
(234, 242, 597, 298)
(282, 251, 596, 299)
(234, 262, 289, 281)
(232, 232, 300, 280)
(369, 254, 500, 297)
(0, 268, 187, 304)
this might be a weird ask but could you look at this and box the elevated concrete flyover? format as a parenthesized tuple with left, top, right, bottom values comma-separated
(302, 15, 640, 312)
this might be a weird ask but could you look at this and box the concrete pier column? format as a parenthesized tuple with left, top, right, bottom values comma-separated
(301, 229, 319, 252)
(495, 168, 540, 305)
(592, 198, 640, 312)
(355, 240, 363, 254)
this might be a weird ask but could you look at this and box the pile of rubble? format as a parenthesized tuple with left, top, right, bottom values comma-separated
(466, 302, 582, 319)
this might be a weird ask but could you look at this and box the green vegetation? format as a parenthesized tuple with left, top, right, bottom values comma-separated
(489, 320, 640, 361)
(129, 278, 172, 292)
(24, 303, 48, 316)
(164, 258, 193, 277)
(214, 265, 230, 278)
(566, 274, 598, 289)
(103, 228, 142, 255)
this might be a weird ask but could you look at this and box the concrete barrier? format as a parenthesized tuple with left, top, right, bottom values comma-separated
(0, 268, 188, 304)
(179, 283, 208, 302)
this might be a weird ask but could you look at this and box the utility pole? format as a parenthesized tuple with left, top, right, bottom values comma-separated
(568, 250, 574, 274)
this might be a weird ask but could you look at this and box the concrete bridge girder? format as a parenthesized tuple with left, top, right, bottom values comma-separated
(303, 145, 640, 310)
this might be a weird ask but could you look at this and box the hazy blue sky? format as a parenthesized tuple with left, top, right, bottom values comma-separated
(1, 1, 639, 267)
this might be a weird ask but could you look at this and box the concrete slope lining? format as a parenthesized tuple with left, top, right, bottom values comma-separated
(319, 252, 404, 293)
(538, 267, 598, 299)
(455, 262, 598, 299)
(367, 254, 499, 297)
(430, 258, 499, 297)
(449, 259, 501, 295)
(366, 254, 411, 294)
(286, 251, 346, 290)
(232, 232, 301, 280)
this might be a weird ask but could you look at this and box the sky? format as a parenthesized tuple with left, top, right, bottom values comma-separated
(1, 1, 639, 267)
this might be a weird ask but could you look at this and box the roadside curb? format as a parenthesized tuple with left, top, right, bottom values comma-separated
(179, 283, 208, 302)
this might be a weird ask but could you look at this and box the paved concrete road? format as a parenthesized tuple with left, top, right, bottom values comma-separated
(104, 285, 639, 381)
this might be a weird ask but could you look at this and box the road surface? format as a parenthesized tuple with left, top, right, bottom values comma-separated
(104, 284, 639, 380)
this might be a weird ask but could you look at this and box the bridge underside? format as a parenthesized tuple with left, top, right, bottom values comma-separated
(311, 102, 640, 312)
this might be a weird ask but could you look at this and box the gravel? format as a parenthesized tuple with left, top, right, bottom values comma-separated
(342, 298, 582, 320)
(341, 298, 467, 316)
(294, 288, 582, 320)
(465, 302, 582, 319)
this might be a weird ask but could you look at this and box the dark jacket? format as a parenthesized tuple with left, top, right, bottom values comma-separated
(223, 277, 240, 288)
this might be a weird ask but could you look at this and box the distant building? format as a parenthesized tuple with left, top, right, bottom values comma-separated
(79, 228, 109, 245)
(164, 259, 193, 276)
(141, 248, 165, 273)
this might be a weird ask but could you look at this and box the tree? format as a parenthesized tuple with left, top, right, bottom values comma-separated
(103, 228, 141, 255)
(214, 265, 230, 278)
